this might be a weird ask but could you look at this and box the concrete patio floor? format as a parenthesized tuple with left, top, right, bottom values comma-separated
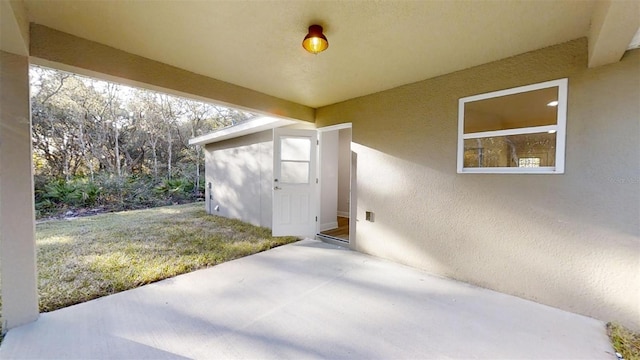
(1, 239, 614, 359)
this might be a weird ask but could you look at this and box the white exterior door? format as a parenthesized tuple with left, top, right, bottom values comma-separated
(272, 128, 317, 237)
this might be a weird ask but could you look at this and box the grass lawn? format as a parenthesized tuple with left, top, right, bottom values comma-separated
(1, 203, 297, 326)
(608, 322, 640, 360)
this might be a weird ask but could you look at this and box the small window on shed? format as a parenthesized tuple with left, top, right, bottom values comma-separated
(457, 78, 567, 174)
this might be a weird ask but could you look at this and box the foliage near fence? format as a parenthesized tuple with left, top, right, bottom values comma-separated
(34, 173, 205, 219)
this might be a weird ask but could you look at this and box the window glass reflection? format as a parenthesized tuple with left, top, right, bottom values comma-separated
(464, 87, 558, 133)
(281, 137, 311, 161)
(463, 132, 556, 168)
(280, 161, 310, 183)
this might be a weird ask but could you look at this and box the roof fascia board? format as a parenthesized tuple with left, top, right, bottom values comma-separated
(189, 117, 297, 146)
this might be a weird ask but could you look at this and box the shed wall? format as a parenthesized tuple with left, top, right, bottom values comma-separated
(204, 130, 273, 228)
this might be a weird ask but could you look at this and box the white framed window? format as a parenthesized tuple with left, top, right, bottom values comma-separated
(457, 78, 568, 174)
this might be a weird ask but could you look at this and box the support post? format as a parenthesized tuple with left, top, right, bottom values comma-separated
(0, 50, 39, 330)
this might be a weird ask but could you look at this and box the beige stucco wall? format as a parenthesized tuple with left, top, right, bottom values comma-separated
(204, 130, 273, 228)
(0, 50, 39, 329)
(316, 39, 640, 329)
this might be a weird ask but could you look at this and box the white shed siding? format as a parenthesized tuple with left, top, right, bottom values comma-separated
(204, 130, 273, 228)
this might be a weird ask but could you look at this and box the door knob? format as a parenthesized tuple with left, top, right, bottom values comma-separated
(274, 186, 282, 190)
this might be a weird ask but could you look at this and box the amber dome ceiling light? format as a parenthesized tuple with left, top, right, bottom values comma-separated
(302, 25, 328, 54)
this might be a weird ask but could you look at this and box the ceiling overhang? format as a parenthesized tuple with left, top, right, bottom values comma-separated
(2, 1, 639, 115)
(0, 0, 29, 56)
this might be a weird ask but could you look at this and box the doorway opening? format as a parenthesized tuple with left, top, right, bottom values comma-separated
(317, 124, 353, 244)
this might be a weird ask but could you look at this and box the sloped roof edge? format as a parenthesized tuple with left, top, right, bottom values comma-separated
(188, 116, 297, 146)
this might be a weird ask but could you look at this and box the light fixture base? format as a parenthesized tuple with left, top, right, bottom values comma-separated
(302, 25, 329, 54)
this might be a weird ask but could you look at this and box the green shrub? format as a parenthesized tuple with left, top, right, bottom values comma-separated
(75, 179, 101, 207)
(154, 178, 196, 202)
(43, 179, 82, 205)
(34, 173, 202, 219)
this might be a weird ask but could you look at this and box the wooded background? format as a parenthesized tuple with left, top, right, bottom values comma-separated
(31, 66, 253, 217)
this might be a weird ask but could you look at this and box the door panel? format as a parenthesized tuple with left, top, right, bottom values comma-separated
(272, 128, 317, 237)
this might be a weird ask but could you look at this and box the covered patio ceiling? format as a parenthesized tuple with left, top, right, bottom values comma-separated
(2, 0, 639, 109)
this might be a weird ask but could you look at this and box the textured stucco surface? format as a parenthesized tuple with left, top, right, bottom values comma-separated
(0, 50, 39, 328)
(316, 39, 640, 329)
(205, 130, 273, 228)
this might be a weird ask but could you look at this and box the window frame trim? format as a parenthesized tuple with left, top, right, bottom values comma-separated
(457, 78, 568, 174)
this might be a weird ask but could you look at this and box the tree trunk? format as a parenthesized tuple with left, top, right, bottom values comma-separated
(195, 145, 200, 193)
(114, 123, 121, 178)
(151, 139, 158, 179)
(167, 128, 172, 179)
(80, 114, 94, 181)
(63, 134, 70, 181)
